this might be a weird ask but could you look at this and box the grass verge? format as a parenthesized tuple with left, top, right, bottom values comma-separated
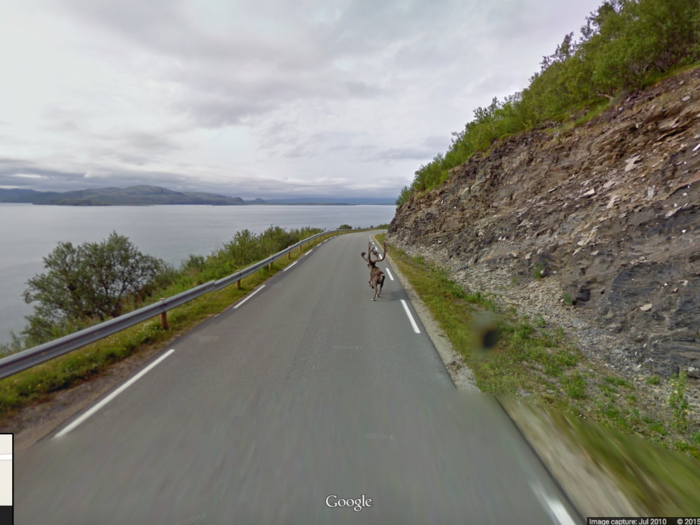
(378, 234, 700, 515)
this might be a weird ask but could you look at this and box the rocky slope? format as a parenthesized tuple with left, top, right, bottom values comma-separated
(388, 66, 700, 382)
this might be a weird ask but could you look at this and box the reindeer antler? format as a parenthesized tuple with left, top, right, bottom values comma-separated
(373, 242, 387, 263)
(361, 242, 373, 263)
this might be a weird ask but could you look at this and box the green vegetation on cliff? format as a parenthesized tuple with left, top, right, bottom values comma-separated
(397, 0, 700, 206)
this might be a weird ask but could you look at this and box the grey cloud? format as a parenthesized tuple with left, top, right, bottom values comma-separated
(108, 131, 183, 154)
(40, 106, 184, 160)
(212, 176, 401, 200)
(0, 157, 401, 199)
(256, 125, 369, 159)
(371, 147, 438, 161)
(369, 135, 451, 162)
(58, 0, 452, 128)
(11, 0, 603, 201)
(0, 158, 189, 193)
(316, 0, 461, 57)
(422, 135, 451, 150)
(42, 107, 88, 133)
(170, 63, 382, 128)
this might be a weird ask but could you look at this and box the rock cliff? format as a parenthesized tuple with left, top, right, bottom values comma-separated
(388, 66, 700, 380)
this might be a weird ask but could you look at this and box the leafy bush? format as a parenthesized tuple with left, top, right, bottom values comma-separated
(669, 370, 690, 433)
(22, 232, 173, 345)
(396, 0, 700, 206)
(201, 226, 322, 281)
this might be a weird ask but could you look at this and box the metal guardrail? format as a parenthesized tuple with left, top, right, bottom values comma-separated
(0, 229, 342, 380)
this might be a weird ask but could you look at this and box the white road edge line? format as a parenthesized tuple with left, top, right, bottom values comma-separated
(531, 483, 576, 525)
(283, 261, 298, 272)
(385, 267, 394, 281)
(233, 285, 266, 309)
(54, 349, 176, 439)
(400, 299, 421, 334)
(306, 249, 313, 255)
(0, 454, 11, 461)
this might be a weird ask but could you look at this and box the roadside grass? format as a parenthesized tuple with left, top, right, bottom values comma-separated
(377, 236, 700, 464)
(0, 231, 340, 421)
(507, 399, 700, 516)
(380, 236, 700, 514)
(378, 235, 580, 408)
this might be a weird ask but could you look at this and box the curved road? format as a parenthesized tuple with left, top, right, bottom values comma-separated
(16, 231, 579, 524)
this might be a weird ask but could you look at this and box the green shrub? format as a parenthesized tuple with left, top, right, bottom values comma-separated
(669, 370, 690, 433)
(533, 262, 546, 279)
(563, 371, 587, 399)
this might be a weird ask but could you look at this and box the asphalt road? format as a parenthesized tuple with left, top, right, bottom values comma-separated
(16, 231, 579, 524)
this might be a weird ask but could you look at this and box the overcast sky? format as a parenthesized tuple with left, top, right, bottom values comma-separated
(0, 0, 602, 200)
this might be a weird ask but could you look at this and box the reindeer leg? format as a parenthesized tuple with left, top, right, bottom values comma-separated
(377, 275, 385, 297)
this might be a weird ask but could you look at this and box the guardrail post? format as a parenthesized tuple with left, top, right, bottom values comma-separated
(288, 252, 291, 260)
(236, 280, 241, 290)
(268, 263, 272, 271)
(159, 299, 168, 330)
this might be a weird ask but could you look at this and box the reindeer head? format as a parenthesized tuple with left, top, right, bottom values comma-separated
(371, 242, 387, 264)
(362, 242, 387, 267)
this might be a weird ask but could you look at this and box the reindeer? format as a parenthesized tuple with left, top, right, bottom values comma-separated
(360, 242, 387, 301)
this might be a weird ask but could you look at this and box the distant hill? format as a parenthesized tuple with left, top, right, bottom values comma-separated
(0, 185, 396, 206)
(0, 186, 245, 206)
(0, 188, 44, 200)
(264, 197, 394, 205)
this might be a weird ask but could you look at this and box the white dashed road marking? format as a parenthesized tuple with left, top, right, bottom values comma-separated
(400, 300, 421, 334)
(531, 483, 576, 525)
(54, 349, 176, 438)
(283, 261, 298, 272)
(233, 285, 266, 309)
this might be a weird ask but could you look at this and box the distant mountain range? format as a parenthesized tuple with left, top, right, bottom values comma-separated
(0, 186, 245, 206)
(0, 185, 395, 206)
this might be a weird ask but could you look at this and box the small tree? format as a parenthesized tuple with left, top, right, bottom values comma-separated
(23, 232, 171, 344)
